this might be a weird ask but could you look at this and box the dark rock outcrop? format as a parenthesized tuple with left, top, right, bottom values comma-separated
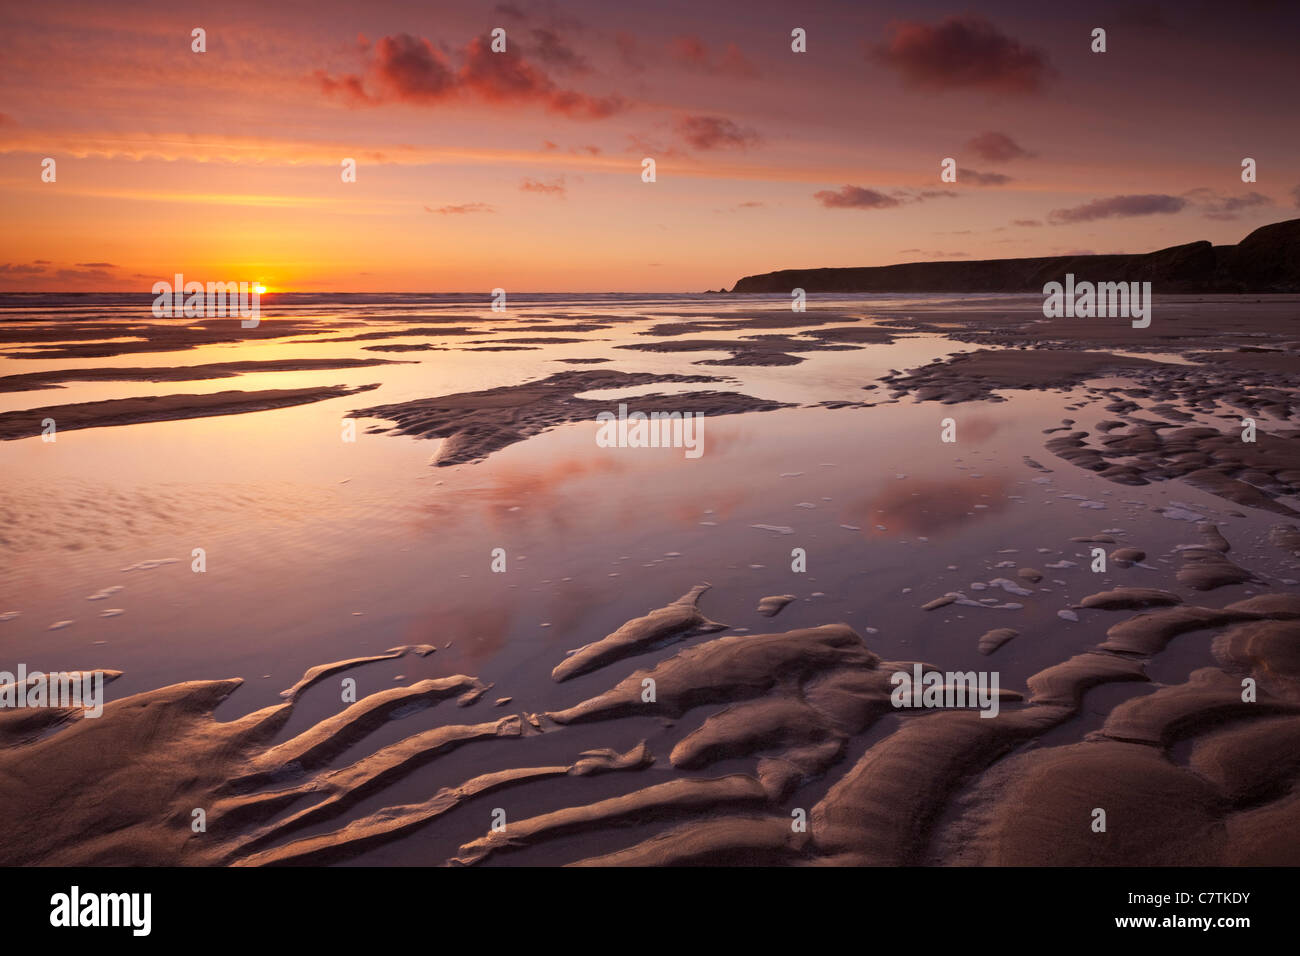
(730, 219, 1300, 294)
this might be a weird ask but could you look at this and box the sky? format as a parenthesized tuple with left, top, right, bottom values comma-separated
(1, 0, 1297, 292)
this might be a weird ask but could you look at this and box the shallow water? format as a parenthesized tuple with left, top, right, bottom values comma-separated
(3, 292, 1298, 866)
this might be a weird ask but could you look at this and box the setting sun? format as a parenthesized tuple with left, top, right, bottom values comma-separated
(2, 0, 1299, 903)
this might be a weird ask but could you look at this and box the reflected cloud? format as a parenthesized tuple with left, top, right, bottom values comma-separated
(843, 473, 1011, 537)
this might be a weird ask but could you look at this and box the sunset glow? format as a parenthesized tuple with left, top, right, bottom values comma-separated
(2, 1, 1297, 291)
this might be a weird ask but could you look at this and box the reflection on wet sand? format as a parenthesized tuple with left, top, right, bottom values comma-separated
(844, 474, 1013, 538)
(3, 293, 1299, 866)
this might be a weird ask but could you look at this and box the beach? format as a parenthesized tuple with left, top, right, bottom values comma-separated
(2, 291, 1298, 865)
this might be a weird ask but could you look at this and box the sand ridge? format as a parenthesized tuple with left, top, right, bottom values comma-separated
(6, 514, 1297, 868)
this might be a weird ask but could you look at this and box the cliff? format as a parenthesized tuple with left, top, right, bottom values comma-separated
(728, 218, 1300, 294)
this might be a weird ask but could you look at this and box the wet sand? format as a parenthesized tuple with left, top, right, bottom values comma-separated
(3, 548, 1297, 866)
(2, 292, 1299, 867)
(0, 384, 378, 441)
(0, 358, 409, 393)
(350, 369, 791, 466)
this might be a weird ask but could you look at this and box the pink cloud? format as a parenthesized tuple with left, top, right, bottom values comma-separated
(966, 131, 1033, 161)
(675, 115, 760, 151)
(875, 17, 1053, 94)
(316, 33, 625, 118)
(528, 28, 591, 74)
(959, 168, 1012, 186)
(1049, 194, 1186, 224)
(427, 203, 494, 214)
(1182, 188, 1273, 221)
(614, 32, 645, 72)
(814, 186, 903, 209)
(373, 33, 458, 102)
(313, 70, 372, 105)
(520, 176, 566, 196)
(815, 185, 958, 209)
(670, 36, 760, 78)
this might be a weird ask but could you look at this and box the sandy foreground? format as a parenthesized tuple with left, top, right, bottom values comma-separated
(1, 293, 1298, 866)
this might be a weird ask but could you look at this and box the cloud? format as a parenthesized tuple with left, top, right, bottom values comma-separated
(966, 131, 1033, 161)
(55, 267, 114, 282)
(675, 115, 760, 151)
(899, 249, 970, 258)
(1182, 187, 1273, 220)
(670, 36, 760, 78)
(494, 3, 527, 19)
(0, 112, 15, 127)
(317, 33, 624, 118)
(426, 203, 494, 214)
(314, 70, 372, 104)
(958, 168, 1012, 186)
(614, 32, 645, 72)
(624, 132, 683, 159)
(458, 36, 553, 101)
(543, 88, 625, 118)
(370, 34, 458, 102)
(520, 176, 566, 196)
(874, 16, 1053, 93)
(0, 262, 48, 275)
(528, 28, 591, 74)
(1012, 218, 1042, 227)
(1048, 194, 1186, 224)
(816, 186, 901, 209)
(0, 261, 129, 290)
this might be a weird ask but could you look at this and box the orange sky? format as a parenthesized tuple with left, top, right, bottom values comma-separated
(1, 0, 1297, 291)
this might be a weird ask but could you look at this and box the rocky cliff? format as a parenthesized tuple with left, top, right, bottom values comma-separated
(728, 219, 1300, 294)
